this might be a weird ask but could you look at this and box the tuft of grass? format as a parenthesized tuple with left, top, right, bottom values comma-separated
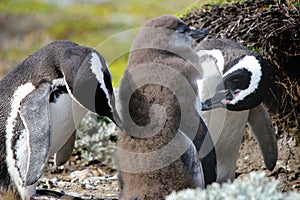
(176, 3, 203, 18)
(206, 0, 247, 6)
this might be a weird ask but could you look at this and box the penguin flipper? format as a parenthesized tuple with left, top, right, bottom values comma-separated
(19, 82, 51, 186)
(54, 131, 76, 167)
(247, 103, 278, 171)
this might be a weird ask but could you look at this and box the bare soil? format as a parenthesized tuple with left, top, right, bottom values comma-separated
(34, 125, 299, 199)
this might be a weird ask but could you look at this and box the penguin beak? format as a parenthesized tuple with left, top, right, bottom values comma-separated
(201, 90, 228, 111)
(188, 28, 208, 40)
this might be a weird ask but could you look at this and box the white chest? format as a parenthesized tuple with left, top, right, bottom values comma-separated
(49, 93, 87, 156)
(197, 59, 251, 181)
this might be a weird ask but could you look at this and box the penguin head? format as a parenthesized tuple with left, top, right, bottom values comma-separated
(202, 54, 270, 111)
(93, 67, 125, 131)
(61, 48, 125, 131)
(147, 15, 208, 42)
(133, 15, 208, 50)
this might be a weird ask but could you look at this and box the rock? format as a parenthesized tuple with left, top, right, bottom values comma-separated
(70, 169, 93, 181)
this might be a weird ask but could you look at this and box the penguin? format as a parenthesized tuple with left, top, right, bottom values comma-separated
(116, 15, 217, 200)
(195, 38, 277, 182)
(0, 40, 124, 199)
(197, 38, 270, 111)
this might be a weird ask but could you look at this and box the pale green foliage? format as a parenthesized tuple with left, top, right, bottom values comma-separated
(166, 172, 300, 200)
(75, 113, 118, 168)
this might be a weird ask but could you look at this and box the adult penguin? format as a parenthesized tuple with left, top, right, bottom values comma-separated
(196, 38, 277, 182)
(0, 40, 123, 199)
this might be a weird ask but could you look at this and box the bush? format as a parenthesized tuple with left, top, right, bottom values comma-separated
(166, 172, 300, 200)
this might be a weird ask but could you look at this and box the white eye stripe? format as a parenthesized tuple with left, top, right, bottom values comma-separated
(89, 52, 112, 109)
(223, 55, 262, 105)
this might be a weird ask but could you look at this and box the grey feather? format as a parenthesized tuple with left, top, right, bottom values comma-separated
(117, 15, 215, 200)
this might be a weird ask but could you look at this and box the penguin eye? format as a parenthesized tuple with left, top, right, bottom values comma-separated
(176, 23, 189, 33)
(233, 90, 240, 95)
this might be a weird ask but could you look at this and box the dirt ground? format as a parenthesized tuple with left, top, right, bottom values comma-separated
(35, 125, 300, 199)
(236, 128, 300, 192)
